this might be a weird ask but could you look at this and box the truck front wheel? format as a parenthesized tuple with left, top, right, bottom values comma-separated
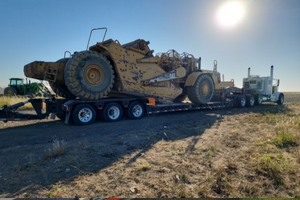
(255, 94, 263, 105)
(277, 94, 284, 105)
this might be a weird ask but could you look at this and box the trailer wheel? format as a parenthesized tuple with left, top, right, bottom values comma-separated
(64, 51, 115, 100)
(246, 95, 255, 107)
(235, 95, 246, 108)
(255, 94, 263, 105)
(72, 104, 96, 125)
(127, 101, 145, 119)
(277, 93, 284, 105)
(102, 102, 123, 122)
(187, 74, 214, 104)
(4, 87, 17, 95)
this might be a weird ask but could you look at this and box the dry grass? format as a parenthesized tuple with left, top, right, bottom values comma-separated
(0, 96, 33, 110)
(45, 139, 67, 159)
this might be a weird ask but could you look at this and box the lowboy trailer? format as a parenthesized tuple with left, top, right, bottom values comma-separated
(0, 89, 257, 126)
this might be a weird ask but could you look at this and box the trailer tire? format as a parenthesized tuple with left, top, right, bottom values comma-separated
(277, 93, 284, 105)
(4, 87, 17, 95)
(102, 102, 123, 122)
(72, 104, 96, 125)
(246, 95, 255, 107)
(64, 51, 115, 100)
(255, 94, 263, 105)
(235, 95, 246, 108)
(187, 74, 214, 104)
(127, 101, 145, 119)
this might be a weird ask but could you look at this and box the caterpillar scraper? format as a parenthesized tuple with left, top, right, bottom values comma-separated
(24, 27, 224, 104)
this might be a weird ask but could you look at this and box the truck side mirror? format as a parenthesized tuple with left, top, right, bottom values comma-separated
(277, 79, 280, 86)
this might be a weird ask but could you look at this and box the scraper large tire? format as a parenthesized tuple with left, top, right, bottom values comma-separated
(187, 74, 214, 104)
(64, 51, 115, 100)
(49, 82, 75, 99)
(48, 58, 75, 99)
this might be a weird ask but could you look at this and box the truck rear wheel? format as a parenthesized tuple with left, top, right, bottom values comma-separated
(72, 104, 96, 125)
(64, 51, 115, 100)
(187, 74, 214, 104)
(246, 95, 255, 107)
(4, 87, 17, 95)
(102, 102, 123, 122)
(127, 101, 145, 119)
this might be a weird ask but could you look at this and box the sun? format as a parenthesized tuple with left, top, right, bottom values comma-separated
(216, 1, 246, 28)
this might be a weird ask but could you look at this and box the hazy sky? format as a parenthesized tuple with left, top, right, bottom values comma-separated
(0, 0, 299, 91)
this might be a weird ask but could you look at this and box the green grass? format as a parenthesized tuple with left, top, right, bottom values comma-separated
(273, 131, 299, 148)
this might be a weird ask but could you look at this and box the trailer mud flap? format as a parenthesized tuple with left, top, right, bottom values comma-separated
(64, 112, 71, 125)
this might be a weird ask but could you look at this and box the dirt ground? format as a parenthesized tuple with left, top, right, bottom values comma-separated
(0, 92, 299, 197)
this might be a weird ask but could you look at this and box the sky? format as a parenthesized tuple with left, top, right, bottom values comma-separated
(0, 0, 299, 91)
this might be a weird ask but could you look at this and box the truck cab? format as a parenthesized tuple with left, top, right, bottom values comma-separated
(243, 66, 284, 105)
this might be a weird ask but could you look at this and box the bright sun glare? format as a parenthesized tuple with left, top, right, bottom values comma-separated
(216, 1, 245, 28)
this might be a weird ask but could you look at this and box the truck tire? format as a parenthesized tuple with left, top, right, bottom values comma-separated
(246, 95, 255, 107)
(255, 94, 263, 105)
(187, 74, 214, 104)
(72, 104, 96, 125)
(127, 101, 145, 119)
(102, 102, 123, 122)
(277, 93, 284, 105)
(4, 87, 17, 95)
(49, 82, 75, 99)
(235, 95, 246, 108)
(64, 51, 115, 100)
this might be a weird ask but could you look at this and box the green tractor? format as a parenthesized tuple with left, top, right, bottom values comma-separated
(4, 78, 50, 97)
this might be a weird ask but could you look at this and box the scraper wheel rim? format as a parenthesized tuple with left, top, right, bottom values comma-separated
(83, 64, 105, 87)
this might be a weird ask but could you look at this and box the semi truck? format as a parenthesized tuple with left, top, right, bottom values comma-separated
(0, 28, 284, 125)
(0, 63, 284, 126)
